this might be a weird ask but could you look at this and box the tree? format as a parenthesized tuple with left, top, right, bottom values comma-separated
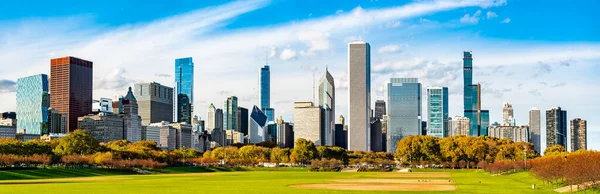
(53, 129, 100, 156)
(290, 138, 317, 165)
(544, 145, 567, 156)
(270, 147, 290, 165)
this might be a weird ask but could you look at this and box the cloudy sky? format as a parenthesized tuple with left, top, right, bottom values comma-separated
(0, 0, 598, 150)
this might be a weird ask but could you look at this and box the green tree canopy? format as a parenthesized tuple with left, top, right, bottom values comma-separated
(291, 138, 317, 164)
(53, 129, 100, 156)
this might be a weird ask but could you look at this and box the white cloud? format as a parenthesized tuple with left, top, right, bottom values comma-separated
(279, 48, 297, 60)
(501, 18, 511, 23)
(486, 11, 498, 19)
(335, 10, 344, 14)
(377, 44, 402, 54)
(460, 10, 482, 24)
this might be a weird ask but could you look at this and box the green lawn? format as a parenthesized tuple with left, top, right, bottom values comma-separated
(0, 168, 575, 193)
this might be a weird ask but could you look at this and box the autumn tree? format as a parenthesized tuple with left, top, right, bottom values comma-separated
(53, 129, 100, 156)
(290, 138, 317, 165)
(544, 145, 567, 156)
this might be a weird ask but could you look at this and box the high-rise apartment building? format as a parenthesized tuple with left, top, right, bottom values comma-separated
(570, 118, 587, 152)
(319, 68, 335, 146)
(249, 106, 267, 143)
(387, 78, 421, 153)
(134, 82, 173, 125)
(451, 116, 470, 136)
(488, 125, 529, 142)
(546, 107, 567, 149)
(50, 56, 93, 132)
(174, 57, 194, 122)
(462, 52, 489, 136)
(293, 102, 324, 146)
(374, 100, 386, 120)
(347, 41, 371, 151)
(427, 87, 448, 138)
(237, 107, 249, 136)
(223, 96, 238, 131)
(529, 108, 541, 154)
(16, 74, 49, 135)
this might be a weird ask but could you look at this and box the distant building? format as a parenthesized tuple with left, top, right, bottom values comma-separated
(421, 121, 427, 136)
(92, 98, 113, 114)
(237, 107, 249, 135)
(570, 118, 587, 152)
(463, 52, 489, 136)
(259, 65, 273, 122)
(16, 133, 41, 141)
(374, 100, 386, 120)
(502, 103, 515, 126)
(174, 57, 194, 122)
(529, 108, 541, 154)
(334, 124, 346, 149)
(387, 78, 421, 153)
(427, 87, 449, 138)
(154, 122, 176, 150)
(50, 57, 93, 132)
(226, 129, 244, 144)
(170, 123, 192, 149)
(249, 106, 267, 143)
(370, 118, 383, 152)
(319, 68, 336, 146)
(348, 41, 371, 151)
(338, 115, 345, 126)
(381, 115, 388, 151)
(0, 125, 16, 139)
(266, 122, 277, 143)
(40, 133, 67, 142)
(48, 108, 67, 134)
(210, 127, 226, 147)
(120, 87, 142, 142)
(78, 113, 124, 143)
(546, 107, 567, 149)
(451, 116, 470, 136)
(16, 74, 49, 135)
(0, 112, 16, 119)
(134, 82, 173, 125)
(207, 104, 216, 131)
(223, 96, 238, 131)
(488, 125, 529, 142)
(277, 117, 294, 148)
(293, 102, 324, 146)
(142, 125, 161, 144)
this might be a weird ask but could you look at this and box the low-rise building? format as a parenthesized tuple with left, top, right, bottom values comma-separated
(77, 113, 124, 143)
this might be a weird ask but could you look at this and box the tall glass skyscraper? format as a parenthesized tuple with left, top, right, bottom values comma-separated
(427, 87, 448, 138)
(259, 65, 274, 122)
(387, 78, 421, 153)
(175, 57, 194, 120)
(223, 96, 238, 131)
(462, 51, 489, 136)
(16, 74, 49, 135)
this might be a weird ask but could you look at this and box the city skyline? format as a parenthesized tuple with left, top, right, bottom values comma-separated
(0, 0, 598, 150)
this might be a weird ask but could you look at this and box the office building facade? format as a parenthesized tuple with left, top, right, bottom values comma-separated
(249, 106, 267, 143)
(259, 65, 274, 122)
(223, 96, 238, 131)
(78, 113, 123, 143)
(174, 57, 194, 120)
(374, 100, 386, 120)
(16, 74, 49, 135)
(293, 102, 324, 146)
(134, 82, 173, 125)
(451, 116, 470, 136)
(462, 52, 489, 136)
(488, 125, 529, 142)
(50, 56, 93, 132)
(427, 86, 448, 138)
(502, 103, 515, 126)
(387, 78, 421, 153)
(319, 68, 336, 146)
(276, 117, 294, 148)
(347, 41, 371, 151)
(237, 107, 249, 135)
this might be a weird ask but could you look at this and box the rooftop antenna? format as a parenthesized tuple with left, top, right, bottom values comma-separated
(265, 50, 269, 66)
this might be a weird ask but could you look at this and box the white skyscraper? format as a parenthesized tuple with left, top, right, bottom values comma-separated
(347, 41, 371, 151)
(207, 104, 216, 131)
(529, 107, 541, 154)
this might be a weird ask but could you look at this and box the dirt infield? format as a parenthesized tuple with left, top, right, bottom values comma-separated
(0, 177, 132, 185)
(153, 172, 239, 177)
(329, 179, 454, 184)
(374, 172, 451, 178)
(290, 183, 457, 191)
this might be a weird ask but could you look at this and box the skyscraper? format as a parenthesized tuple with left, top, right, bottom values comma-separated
(174, 57, 194, 119)
(176, 94, 192, 124)
(570, 118, 587, 152)
(348, 41, 370, 151)
(293, 102, 324, 146)
(249, 106, 267, 143)
(529, 108, 541, 154)
(259, 65, 273, 122)
(546, 107, 567, 149)
(223, 96, 238, 131)
(502, 103, 515, 126)
(134, 82, 173, 125)
(427, 87, 448, 138)
(318, 68, 335, 146)
(50, 56, 93, 132)
(462, 52, 489, 136)
(386, 78, 421, 153)
(374, 100, 386, 120)
(237, 107, 249, 136)
(276, 116, 294, 148)
(215, 108, 224, 131)
(207, 104, 216, 131)
(16, 74, 49, 135)
(120, 87, 142, 142)
(451, 116, 470, 136)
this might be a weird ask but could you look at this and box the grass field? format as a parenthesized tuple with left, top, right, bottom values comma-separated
(0, 167, 581, 193)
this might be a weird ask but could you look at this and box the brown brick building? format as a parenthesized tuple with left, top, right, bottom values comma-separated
(50, 56, 93, 132)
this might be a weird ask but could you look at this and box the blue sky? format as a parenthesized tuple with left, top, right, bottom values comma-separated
(0, 0, 598, 151)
